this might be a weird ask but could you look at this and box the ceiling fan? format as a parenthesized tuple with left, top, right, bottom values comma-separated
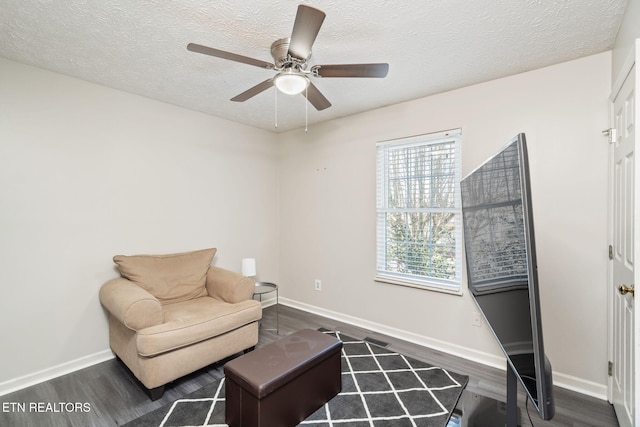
(187, 4, 389, 111)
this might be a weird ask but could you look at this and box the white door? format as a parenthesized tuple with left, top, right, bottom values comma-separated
(611, 63, 636, 427)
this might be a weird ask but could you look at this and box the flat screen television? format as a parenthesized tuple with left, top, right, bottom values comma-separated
(460, 133, 555, 424)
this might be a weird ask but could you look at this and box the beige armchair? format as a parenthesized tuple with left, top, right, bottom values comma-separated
(99, 248, 262, 400)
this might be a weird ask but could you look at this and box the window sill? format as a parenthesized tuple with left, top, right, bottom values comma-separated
(374, 275, 463, 296)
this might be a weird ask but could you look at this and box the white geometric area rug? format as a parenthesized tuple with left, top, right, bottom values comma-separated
(123, 331, 468, 427)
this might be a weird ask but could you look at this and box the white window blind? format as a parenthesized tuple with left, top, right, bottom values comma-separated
(376, 129, 462, 293)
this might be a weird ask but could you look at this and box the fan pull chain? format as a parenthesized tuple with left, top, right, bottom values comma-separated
(274, 89, 278, 128)
(305, 85, 308, 133)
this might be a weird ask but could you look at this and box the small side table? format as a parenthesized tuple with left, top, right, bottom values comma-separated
(253, 282, 279, 334)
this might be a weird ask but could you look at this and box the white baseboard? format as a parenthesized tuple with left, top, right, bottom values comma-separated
(0, 298, 275, 397)
(551, 372, 608, 401)
(279, 297, 505, 368)
(258, 296, 277, 308)
(1, 299, 608, 401)
(0, 349, 114, 397)
(279, 297, 608, 401)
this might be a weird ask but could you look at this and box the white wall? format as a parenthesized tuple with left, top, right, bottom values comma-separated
(0, 59, 280, 390)
(278, 52, 612, 397)
(612, 0, 640, 81)
(0, 51, 614, 399)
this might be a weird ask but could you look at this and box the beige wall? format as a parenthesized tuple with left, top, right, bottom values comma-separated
(0, 58, 280, 390)
(278, 52, 612, 397)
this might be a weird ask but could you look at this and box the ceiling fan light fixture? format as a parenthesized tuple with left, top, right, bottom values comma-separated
(274, 70, 309, 95)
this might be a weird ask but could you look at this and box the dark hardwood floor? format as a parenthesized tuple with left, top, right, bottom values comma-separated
(0, 305, 619, 426)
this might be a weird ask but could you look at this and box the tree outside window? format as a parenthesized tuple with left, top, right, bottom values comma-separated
(376, 130, 462, 293)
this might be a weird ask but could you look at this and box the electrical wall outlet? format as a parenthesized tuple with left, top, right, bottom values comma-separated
(314, 279, 322, 291)
(472, 312, 482, 328)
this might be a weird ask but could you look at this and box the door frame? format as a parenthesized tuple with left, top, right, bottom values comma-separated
(607, 38, 639, 426)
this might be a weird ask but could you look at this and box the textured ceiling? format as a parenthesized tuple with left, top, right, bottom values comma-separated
(0, 0, 628, 132)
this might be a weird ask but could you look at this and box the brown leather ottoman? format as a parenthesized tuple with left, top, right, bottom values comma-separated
(224, 329, 342, 427)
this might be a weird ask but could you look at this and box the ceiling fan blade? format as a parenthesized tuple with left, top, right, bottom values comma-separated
(315, 63, 389, 78)
(288, 5, 326, 60)
(231, 79, 274, 102)
(187, 43, 274, 69)
(302, 82, 331, 111)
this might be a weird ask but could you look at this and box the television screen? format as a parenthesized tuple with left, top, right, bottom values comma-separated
(460, 134, 554, 421)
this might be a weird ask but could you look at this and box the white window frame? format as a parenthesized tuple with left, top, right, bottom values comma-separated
(375, 129, 462, 294)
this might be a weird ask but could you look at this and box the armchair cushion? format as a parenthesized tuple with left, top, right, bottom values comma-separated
(136, 297, 262, 356)
(113, 248, 216, 305)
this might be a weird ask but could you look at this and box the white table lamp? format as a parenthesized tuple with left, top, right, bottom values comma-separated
(242, 258, 256, 277)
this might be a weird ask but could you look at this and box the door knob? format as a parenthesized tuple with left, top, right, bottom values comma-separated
(618, 284, 635, 297)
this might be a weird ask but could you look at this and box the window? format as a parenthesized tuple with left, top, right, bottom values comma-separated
(376, 129, 462, 293)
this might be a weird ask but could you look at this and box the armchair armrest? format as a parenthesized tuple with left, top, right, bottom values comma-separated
(99, 278, 163, 330)
(206, 266, 255, 303)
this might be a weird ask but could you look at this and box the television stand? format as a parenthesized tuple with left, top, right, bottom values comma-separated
(448, 362, 529, 426)
(449, 381, 521, 426)
(506, 362, 519, 427)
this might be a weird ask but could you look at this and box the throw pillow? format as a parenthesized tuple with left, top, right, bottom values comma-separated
(113, 248, 216, 305)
